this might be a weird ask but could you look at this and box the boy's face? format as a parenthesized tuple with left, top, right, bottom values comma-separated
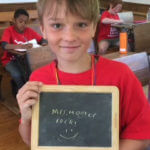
(110, 4, 122, 14)
(14, 15, 29, 33)
(41, 1, 96, 62)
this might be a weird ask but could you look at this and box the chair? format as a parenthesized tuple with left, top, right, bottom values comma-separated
(133, 22, 150, 52)
(114, 52, 150, 86)
(26, 46, 56, 72)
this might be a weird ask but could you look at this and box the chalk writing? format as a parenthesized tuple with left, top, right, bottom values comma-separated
(50, 108, 97, 140)
(51, 108, 97, 119)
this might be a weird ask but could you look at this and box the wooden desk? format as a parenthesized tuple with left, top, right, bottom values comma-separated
(8, 49, 26, 56)
(112, 23, 134, 30)
(103, 51, 135, 59)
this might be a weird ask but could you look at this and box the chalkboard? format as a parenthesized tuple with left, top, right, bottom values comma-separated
(31, 85, 119, 150)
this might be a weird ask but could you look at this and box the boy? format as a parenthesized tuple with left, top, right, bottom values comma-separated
(97, 0, 123, 54)
(1, 8, 47, 90)
(17, 0, 150, 149)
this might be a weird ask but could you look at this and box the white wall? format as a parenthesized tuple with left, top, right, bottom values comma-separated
(0, 0, 37, 4)
(123, 0, 150, 5)
(0, 0, 150, 5)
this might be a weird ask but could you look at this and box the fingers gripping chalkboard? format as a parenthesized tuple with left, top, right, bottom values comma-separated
(31, 85, 119, 150)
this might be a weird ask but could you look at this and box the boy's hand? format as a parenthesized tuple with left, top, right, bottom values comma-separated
(18, 43, 33, 49)
(41, 42, 48, 46)
(17, 81, 43, 124)
(22, 43, 33, 49)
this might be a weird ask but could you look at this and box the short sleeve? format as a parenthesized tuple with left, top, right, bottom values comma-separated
(1, 28, 11, 43)
(119, 65, 150, 139)
(100, 11, 109, 22)
(28, 28, 43, 43)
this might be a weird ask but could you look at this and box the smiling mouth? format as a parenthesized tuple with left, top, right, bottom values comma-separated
(60, 46, 80, 49)
(59, 45, 81, 53)
(59, 132, 79, 140)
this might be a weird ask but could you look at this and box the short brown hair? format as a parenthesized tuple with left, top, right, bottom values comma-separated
(37, 0, 100, 25)
(109, 0, 123, 8)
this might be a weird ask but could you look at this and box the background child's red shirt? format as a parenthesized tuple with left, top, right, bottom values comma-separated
(97, 11, 120, 42)
(1, 26, 43, 66)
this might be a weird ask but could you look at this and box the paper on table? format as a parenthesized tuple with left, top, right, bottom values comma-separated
(15, 39, 41, 51)
(15, 49, 26, 52)
(27, 39, 41, 48)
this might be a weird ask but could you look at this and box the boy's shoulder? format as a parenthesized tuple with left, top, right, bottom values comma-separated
(98, 56, 131, 74)
(101, 11, 110, 17)
(32, 61, 55, 74)
(4, 25, 14, 31)
(98, 56, 129, 68)
(29, 61, 56, 82)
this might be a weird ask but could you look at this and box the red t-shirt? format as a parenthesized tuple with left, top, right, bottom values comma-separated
(1, 26, 43, 66)
(30, 57, 150, 139)
(97, 11, 120, 42)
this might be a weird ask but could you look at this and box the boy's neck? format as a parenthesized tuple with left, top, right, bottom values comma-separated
(14, 26, 24, 34)
(57, 54, 91, 73)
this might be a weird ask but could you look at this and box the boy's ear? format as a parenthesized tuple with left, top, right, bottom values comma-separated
(40, 25, 47, 39)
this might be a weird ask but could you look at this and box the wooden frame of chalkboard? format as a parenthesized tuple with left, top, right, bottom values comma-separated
(31, 85, 119, 150)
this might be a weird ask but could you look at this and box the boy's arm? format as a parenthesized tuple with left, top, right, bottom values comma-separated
(17, 81, 43, 146)
(120, 139, 150, 150)
(102, 18, 124, 24)
(19, 120, 31, 146)
(39, 38, 48, 46)
(2, 42, 33, 50)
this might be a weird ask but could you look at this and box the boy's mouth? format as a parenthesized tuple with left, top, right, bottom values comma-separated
(60, 45, 80, 49)
(59, 45, 81, 53)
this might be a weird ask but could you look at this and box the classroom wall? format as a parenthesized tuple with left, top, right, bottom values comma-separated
(0, 0, 37, 3)
(0, 1, 149, 20)
(123, 0, 150, 5)
(1, 0, 149, 5)
(0, 3, 36, 12)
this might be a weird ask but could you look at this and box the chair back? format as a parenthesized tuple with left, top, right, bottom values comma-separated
(26, 46, 56, 72)
(115, 52, 150, 86)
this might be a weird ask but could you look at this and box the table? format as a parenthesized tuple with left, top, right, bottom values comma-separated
(112, 23, 134, 31)
(8, 49, 26, 56)
(103, 51, 135, 59)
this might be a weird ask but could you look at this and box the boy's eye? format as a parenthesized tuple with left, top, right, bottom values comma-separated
(52, 23, 62, 29)
(19, 20, 27, 24)
(77, 23, 88, 28)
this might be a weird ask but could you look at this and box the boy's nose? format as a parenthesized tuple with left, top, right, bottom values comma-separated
(21, 22, 26, 26)
(62, 27, 77, 41)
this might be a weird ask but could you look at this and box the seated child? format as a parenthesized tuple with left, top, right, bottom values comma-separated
(17, 0, 150, 149)
(97, 0, 124, 54)
(1, 8, 47, 91)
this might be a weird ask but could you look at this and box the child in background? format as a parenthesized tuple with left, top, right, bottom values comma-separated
(1, 8, 47, 90)
(17, 0, 150, 149)
(97, 0, 123, 54)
